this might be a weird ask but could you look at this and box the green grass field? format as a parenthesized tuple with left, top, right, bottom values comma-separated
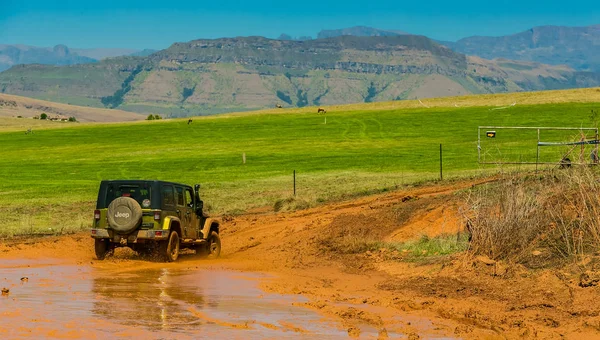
(0, 100, 599, 236)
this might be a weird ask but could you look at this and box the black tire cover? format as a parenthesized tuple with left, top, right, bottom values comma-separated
(107, 197, 142, 233)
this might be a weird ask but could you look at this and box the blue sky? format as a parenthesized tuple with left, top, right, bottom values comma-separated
(1, 0, 598, 49)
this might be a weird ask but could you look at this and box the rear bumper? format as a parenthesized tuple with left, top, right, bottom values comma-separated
(90, 229, 169, 241)
(90, 229, 110, 238)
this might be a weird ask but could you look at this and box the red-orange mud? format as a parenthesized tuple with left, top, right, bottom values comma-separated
(2, 178, 600, 339)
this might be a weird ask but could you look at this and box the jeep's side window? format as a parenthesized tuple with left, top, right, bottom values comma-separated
(162, 185, 175, 207)
(185, 189, 194, 208)
(176, 187, 184, 206)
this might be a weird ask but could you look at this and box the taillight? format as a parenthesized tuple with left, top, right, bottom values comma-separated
(94, 210, 101, 221)
(154, 211, 161, 221)
(155, 231, 163, 237)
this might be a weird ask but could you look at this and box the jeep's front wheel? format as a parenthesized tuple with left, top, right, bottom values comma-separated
(161, 231, 180, 262)
(94, 239, 110, 260)
(206, 231, 221, 258)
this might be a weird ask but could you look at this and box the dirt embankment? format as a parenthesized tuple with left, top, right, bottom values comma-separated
(2, 178, 600, 338)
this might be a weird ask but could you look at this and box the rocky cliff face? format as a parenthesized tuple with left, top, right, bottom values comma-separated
(151, 35, 466, 74)
(313, 24, 600, 73)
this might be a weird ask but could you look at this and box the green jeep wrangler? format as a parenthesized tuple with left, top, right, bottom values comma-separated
(90, 180, 221, 261)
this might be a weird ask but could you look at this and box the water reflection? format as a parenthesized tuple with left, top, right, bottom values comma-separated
(91, 267, 211, 332)
(0, 261, 351, 339)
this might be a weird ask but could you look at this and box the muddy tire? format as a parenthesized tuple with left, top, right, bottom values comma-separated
(107, 197, 142, 234)
(203, 231, 221, 258)
(94, 239, 110, 260)
(161, 231, 180, 262)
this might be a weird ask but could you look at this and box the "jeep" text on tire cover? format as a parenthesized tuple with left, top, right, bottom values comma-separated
(115, 212, 130, 219)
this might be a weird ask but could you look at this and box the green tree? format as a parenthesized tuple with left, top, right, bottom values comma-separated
(40, 113, 47, 120)
(154, 114, 161, 120)
(146, 114, 154, 120)
(68, 116, 77, 122)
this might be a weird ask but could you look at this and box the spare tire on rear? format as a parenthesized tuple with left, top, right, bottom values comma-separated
(107, 197, 142, 234)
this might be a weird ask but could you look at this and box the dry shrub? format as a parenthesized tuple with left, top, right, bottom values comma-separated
(464, 168, 600, 265)
(273, 197, 310, 212)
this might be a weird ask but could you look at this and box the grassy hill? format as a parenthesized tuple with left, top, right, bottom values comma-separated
(1, 36, 597, 116)
(0, 93, 146, 125)
(0, 88, 599, 236)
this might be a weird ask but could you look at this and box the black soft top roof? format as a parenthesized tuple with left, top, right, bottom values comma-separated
(96, 180, 194, 209)
(100, 180, 192, 188)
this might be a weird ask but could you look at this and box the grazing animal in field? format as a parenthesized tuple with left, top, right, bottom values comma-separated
(317, 108, 326, 114)
(187, 119, 193, 125)
(276, 104, 283, 108)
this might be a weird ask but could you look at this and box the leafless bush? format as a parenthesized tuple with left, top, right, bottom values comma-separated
(464, 168, 600, 265)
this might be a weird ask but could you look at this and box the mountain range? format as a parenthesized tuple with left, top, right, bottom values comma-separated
(0, 45, 157, 72)
(445, 25, 600, 72)
(0, 24, 598, 116)
(3, 24, 598, 73)
(315, 25, 600, 73)
(1, 34, 597, 116)
(317, 26, 410, 39)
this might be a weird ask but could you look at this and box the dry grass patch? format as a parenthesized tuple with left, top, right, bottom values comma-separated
(464, 168, 600, 266)
(0, 93, 145, 124)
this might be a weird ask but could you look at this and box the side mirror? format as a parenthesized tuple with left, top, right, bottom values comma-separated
(194, 184, 202, 215)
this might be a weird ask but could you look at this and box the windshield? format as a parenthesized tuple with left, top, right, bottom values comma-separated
(106, 184, 151, 207)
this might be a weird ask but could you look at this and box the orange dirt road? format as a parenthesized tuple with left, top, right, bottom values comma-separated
(2, 178, 600, 339)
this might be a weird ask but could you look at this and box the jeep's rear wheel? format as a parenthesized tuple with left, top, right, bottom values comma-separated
(161, 231, 180, 262)
(94, 239, 110, 260)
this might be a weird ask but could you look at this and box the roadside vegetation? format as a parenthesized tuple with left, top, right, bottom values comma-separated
(319, 167, 600, 266)
(0, 94, 599, 237)
(465, 167, 600, 267)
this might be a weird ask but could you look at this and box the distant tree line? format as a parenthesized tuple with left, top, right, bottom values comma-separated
(101, 65, 144, 108)
(182, 86, 196, 102)
(146, 114, 162, 120)
(37, 113, 76, 121)
(276, 91, 292, 105)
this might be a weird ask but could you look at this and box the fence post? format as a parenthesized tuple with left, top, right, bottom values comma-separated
(536, 129, 540, 172)
(293, 170, 296, 196)
(440, 144, 443, 181)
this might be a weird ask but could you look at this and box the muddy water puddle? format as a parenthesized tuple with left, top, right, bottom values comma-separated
(0, 259, 372, 339)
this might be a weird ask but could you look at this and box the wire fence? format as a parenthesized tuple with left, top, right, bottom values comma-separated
(478, 126, 599, 167)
